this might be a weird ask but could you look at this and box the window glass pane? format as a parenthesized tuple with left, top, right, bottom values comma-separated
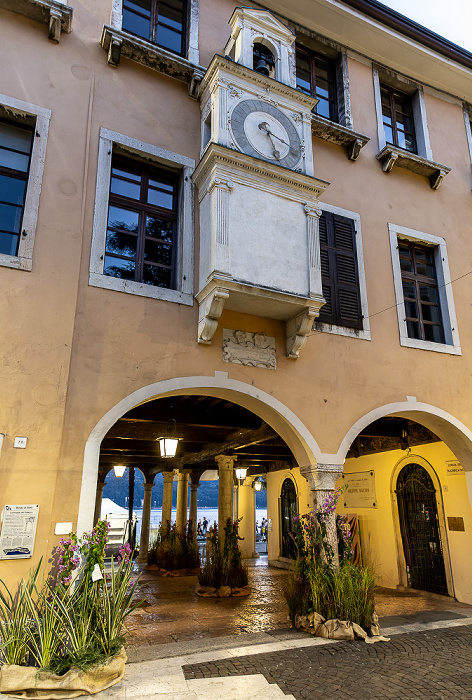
(106, 230, 137, 257)
(123, 7, 151, 39)
(382, 109, 392, 126)
(146, 216, 174, 241)
(402, 280, 416, 299)
(383, 124, 393, 144)
(0, 148, 30, 172)
(156, 23, 182, 54)
(103, 255, 136, 279)
(0, 231, 18, 256)
(424, 323, 444, 343)
(124, 0, 151, 16)
(0, 122, 33, 155)
(158, 0, 184, 31)
(149, 177, 174, 192)
(419, 285, 438, 303)
(315, 97, 331, 120)
(147, 187, 174, 209)
(316, 83, 330, 100)
(400, 257, 413, 272)
(107, 205, 139, 232)
(112, 165, 141, 182)
(403, 134, 416, 152)
(0, 202, 22, 233)
(415, 258, 435, 278)
(404, 300, 417, 319)
(110, 175, 141, 200)
(406, 320, 419, 339)
(421, 304, 441, 324)
(144, 239, 172, 265)
(0, 175, 26, 205)
(296, 74, 311, 94)
(143, 263, 172, 287)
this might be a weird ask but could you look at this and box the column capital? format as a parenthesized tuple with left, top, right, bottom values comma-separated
(189, 482, 199, 491)
(304, 203, 323, 218)
(215, 454, 236, 470)
(300, 464, 343, 492)
(143, 482, 154, 492)
(162, 470, 175, 484)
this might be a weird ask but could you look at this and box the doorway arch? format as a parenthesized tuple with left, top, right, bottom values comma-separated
(395, 462, 448, 595)
(280, 477, 298, 559)
(77, 375, 323, 536)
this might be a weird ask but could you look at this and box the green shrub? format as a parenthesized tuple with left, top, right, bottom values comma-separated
(148, 520, 200, 571)
(198, 519, 248, 589)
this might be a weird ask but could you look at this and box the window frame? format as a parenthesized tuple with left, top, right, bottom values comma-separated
(90, 128, 195, 305)
(0, 93, 51, 272)
(313, 203, 370, 341)
(380, 84, 417, 154)
(295, 44, 338, 123)
(110, 0, 199, 64)
(388, 223, 461, 355)
(373, 67, 432, 160)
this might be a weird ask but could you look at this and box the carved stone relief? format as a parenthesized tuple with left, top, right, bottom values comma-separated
(223, 329, 276, 369)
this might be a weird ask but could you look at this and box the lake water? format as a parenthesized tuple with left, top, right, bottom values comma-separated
(134, 507, 268, 539)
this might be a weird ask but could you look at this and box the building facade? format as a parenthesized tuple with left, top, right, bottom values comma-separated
(1, 0, 472, 603)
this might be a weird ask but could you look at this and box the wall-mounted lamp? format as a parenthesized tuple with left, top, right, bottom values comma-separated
(113, 465, 127, 478)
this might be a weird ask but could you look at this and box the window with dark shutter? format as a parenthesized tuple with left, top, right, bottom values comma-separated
(317, 211, 362, 329)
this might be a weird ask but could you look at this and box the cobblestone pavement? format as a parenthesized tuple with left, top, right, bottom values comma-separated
(182, 624, 472, 699)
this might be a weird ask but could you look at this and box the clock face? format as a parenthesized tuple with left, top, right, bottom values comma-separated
(230, 99, 302, 169)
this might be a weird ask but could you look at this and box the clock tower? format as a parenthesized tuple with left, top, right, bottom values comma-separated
(193, 8, 330, 358)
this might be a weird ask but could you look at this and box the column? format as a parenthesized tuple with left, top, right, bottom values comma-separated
(300, 464, 344, 570)
(93, 482, 105, 526)
(238, 478, 257, 559)
(161, 471, 174, 529)
(189, 478, 199, 539)
(175, 471, 189, 534)
(137, 482, 153, 563)
(216, 455, 235, 545)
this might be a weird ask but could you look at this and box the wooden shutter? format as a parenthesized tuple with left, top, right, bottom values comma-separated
(317, 212, 363, 329)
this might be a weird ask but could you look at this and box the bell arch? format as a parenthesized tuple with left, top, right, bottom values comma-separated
(76, 374, 323, 535)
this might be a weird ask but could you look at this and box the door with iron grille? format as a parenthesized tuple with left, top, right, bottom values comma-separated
(396, 463, 448, 595)
(280, 478, 298, 559)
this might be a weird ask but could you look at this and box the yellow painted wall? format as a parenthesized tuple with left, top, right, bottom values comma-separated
(337, 443, 472, 604)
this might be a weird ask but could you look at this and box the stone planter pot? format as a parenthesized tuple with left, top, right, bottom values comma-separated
(0, 649, 127, 699)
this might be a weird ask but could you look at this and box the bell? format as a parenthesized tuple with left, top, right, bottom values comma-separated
(255, 58, 270, 76)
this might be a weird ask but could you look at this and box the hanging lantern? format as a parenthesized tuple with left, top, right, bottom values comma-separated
(113, 465, 127, 478)
(157, 436, 181, 458)
(254, 479, 262, 491)
(235, 466, 248, 481)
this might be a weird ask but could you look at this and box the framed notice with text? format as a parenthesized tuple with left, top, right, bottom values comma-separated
(342, 471, 377, 508)
(0, 504, 39, 559)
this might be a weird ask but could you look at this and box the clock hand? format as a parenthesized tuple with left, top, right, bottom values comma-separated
(258, 122, 299, 157)
(258, 122, 281, 159)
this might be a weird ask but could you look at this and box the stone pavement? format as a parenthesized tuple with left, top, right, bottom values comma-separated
(88, 616, 472, 700)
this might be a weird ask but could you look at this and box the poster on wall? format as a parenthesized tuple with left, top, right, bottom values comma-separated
(342, 471, 377, 508)
(0, 504, 39, 559)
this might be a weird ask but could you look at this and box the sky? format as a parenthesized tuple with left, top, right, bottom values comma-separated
(380, 0, 472, 52)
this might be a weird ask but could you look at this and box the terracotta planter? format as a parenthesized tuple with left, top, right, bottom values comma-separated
(0, 649, 127, 699)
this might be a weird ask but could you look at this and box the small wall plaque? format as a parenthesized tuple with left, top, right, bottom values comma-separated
(447, 517, 465, 532)
(223, 329, 276, 369)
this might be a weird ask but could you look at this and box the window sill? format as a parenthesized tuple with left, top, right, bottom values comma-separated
(313, 321, 371, 341)
(0, 253, 32, 272)
(376, 145, 451, 190)
(311, 114, 370, 161)
(89, 272, 194, 306)
(0, 0, 72, 42)
(400, 336, 461, 355)
(100, 25, 205, 99)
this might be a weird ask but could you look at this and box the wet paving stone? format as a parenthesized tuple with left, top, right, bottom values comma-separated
(182, 625, 472, 699)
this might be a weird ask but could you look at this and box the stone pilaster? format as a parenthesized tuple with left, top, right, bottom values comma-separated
(161, 471, 174, 528)
(304, 203, 323, 299)
(137, 482, 153, 562)
(189, 481, 199, 538)
(300, 463, 344, 570)
(175, 471, 189, 534)
(215, 455, 236, 544)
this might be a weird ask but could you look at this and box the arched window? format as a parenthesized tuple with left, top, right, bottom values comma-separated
(253, 42, 275, 78)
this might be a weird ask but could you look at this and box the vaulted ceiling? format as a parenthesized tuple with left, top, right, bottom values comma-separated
(98, 396, 440, 482)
